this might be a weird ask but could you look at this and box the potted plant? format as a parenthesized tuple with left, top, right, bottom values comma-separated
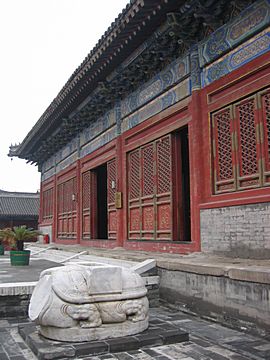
(0, 226, 42, 266)
(0, 239, 4, 255)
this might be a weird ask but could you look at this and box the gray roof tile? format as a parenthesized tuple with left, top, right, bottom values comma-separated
(0, 190, 39, 217)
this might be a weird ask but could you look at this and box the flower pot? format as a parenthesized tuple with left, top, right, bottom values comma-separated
(10, 250, 31, 266)
(0, 244, 4, 255)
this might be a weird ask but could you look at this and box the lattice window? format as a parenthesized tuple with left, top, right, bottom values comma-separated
(214, 109, 233, 181)
(157, 136, 171, 194)
(237, 99, 258, 176)
(107, 160, 116, 204)
(42, 188, 53, 220)
(57, 177, 77, 238)
(142, 144, 154, 196)
(211, 89, 270, 194)
(262, 91, 270, 166)
(129, 150, 140, 200)
(82, 171, 91, 239)
(82, 171, 91, 210)
(57, 183, 64, 214)
(128, 135, 172, 241)
(107, 159, 117, 240)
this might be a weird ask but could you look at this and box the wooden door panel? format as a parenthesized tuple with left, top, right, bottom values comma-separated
(212, 107, 236, 193)
(82, 171, 91, 239)
(128, 135, 172, 241)
(57, 177, 77, 238)
(157, 203, 171, 237)
(141, 143, 155, 239)
(128, 149, 141, 239)
(107, 159, 117, 240)
(235, 96, 261, 189)
(156, 136, 172, 239)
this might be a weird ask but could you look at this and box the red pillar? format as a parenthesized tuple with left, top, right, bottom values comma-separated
(52, 174, 57, 243)
(116, 136, 124, 247)
(189, 90, 203, 251)
(76, 159, 81, 244)
(39, 181, 43, 227)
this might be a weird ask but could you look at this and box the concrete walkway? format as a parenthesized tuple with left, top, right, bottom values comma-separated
(26, 243, 270, 285)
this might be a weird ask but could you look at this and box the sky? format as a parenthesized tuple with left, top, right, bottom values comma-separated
(0, 0, 128, 193)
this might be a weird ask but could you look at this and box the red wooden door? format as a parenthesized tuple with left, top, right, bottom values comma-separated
(82, 170, 97, 240)
(57, 177, 77, 238)
(156, 136, 172, 240)
(128, 135, 172, 241)
(107, 159, 117, 240)
(82, 171, 91, 239)
(128, 148, 141, 240)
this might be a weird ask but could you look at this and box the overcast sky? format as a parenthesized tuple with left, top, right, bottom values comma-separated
(0, 0, 128, 193)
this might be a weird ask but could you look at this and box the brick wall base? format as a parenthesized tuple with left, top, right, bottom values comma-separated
(200, 202, 270, 259)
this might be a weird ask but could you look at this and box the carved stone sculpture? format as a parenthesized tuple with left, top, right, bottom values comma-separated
(29, 263, 149, 342)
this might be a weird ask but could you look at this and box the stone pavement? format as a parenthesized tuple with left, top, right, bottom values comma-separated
(0, 307, 269, 360)
(0, 254, 61, 283)
(0, 246, 269, 359)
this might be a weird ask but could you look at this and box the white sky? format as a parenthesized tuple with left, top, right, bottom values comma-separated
(0, 0, 128, 193)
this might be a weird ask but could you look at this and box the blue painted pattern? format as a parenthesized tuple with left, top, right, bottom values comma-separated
(199, 0, 270, 66)
(121, 56, 190, 119)
(80, 126, 117, 158)
(80, 108, 116, 147)
(202, 29, 270, 86)
(122, 79, 190, 132)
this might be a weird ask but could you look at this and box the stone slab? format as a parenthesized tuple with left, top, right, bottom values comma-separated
(157, 261, 226, 276)
(131, 259, 156, 274)
(0, 282, 37, 296)
(227, 267, 270, 284)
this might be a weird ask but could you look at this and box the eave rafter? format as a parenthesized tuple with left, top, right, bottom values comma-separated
(15, 0, 254, 166)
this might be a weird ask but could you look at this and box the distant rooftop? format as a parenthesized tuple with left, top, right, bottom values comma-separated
(0, 189, 39, 217)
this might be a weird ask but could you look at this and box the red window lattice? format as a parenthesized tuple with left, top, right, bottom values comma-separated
(82, 171, 91, 210)
(57, 177, 77, 238)
(42, 188, 53, 220)
(142, 144, 154, 196)
(262, 91, 270, 167)
(58, 178, 77, 213)
(107, 159, 117, 240)
(107, 160, 116, 204)
(237, 99, 258, 176)
(157, 137, 171, 194)
(212, 89, 270, 194)
(82, 171, 91, 239)
(129, 150, 140, 200)
(214, 109, 233, 181)
(128, 135, 172, 241)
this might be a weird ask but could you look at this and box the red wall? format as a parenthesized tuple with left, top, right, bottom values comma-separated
(39, 53, 270, 253)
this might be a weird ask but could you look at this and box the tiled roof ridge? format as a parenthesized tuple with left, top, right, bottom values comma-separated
(0, 189, 39, 197)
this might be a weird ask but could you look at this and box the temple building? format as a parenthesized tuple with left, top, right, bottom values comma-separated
(0, 189, 39, 230)
(10, 0, 270, 257)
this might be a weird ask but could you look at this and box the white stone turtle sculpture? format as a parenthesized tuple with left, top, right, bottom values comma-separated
(29, 263, 149, 342)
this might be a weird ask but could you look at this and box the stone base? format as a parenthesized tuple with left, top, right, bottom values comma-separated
(40, 317, 149, 342)
(18, 312, 189, 360)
